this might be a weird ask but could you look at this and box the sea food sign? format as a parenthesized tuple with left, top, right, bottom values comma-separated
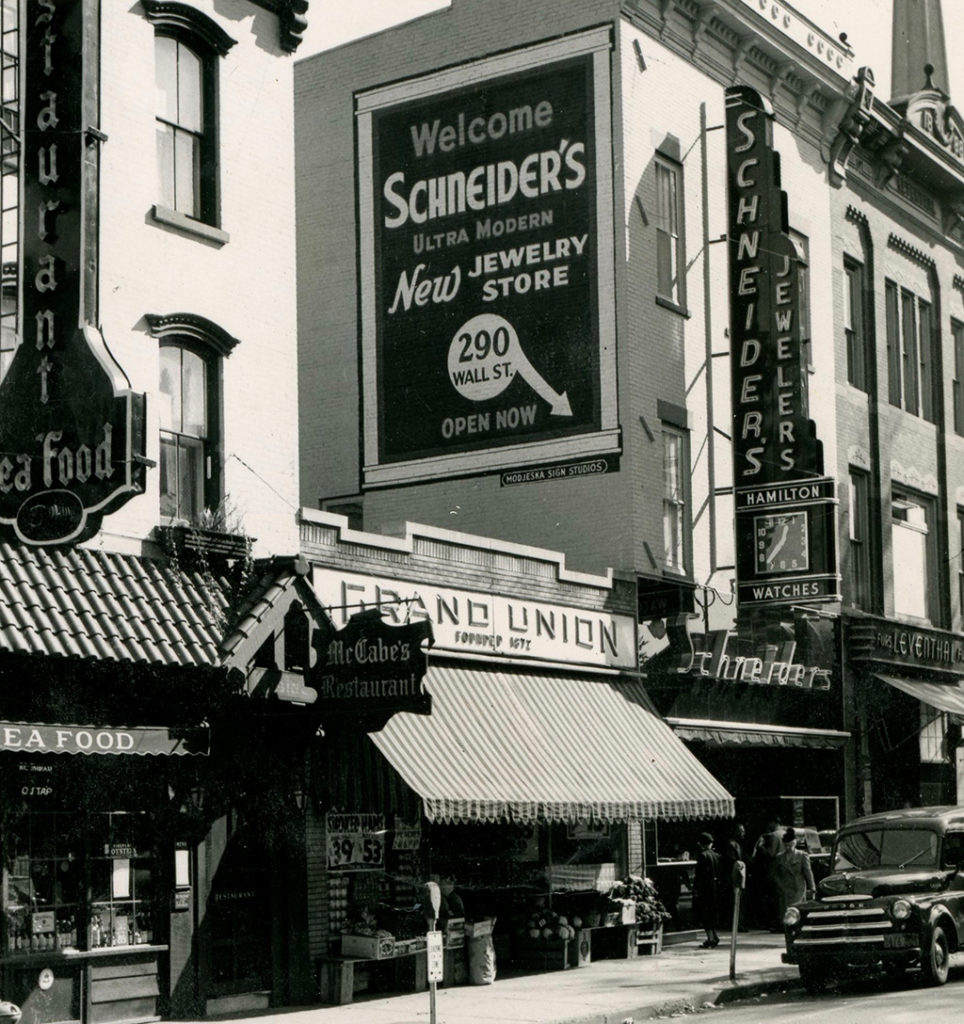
(0, 0, 146, 545)
(313, 610, 434, 718)
(356, 28, 618, 487)
(724, 86, 837, 608)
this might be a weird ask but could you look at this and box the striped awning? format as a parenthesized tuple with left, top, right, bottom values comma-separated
(368, 663, 734, 824)
(667, 718, 850, 749)
(876, 674, 964, 717)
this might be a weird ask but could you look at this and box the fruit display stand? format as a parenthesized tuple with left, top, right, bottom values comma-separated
(511, 908, 577, 972)
(318, 934, 431, 1005)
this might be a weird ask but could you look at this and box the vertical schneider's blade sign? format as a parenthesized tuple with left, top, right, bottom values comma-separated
(725, 86, 838, 608)
(372, 57, 598, 463)
(0, 0, 146, 546)
(725, 86, 820, 485)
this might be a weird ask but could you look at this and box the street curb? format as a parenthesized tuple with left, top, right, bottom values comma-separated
(714, 973, 803, 1004)
(544, 972, 802, 1024)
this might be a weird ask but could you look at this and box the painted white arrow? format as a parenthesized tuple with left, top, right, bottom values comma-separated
(447, 312, 573, 416)
(507, 341, 572, 416)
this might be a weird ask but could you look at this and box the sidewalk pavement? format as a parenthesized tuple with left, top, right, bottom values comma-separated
(205, 930, 801, 1024)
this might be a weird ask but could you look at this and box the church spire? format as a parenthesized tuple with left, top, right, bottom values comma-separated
(891, 0, 949, 100)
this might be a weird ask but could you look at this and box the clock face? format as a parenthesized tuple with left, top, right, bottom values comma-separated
(754, 511, 809, 575)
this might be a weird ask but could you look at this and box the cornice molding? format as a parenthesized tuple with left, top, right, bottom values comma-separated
(891, 460, 939, 496)
(141, 1, 237, 55)
(248, 0, 309, 53)
(887, 232, 936, 270)
(145, 312, 240, 357)
(623, 0, 844, 146)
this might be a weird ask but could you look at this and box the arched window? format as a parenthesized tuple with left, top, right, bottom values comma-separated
(147, 312, 238, 524)
(159, 343, 210, 522)
(143, 2, 235, 228)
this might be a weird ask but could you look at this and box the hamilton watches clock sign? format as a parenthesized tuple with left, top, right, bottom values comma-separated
(754, 512, 809, 575)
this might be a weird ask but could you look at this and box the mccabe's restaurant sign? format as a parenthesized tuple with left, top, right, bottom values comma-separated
(314, 610, 433, 717)
(725, 86, 837, 608)
(356, 29, 618, 487)
(0, 0, 146, 546)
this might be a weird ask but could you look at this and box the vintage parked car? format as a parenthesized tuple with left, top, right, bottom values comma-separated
(782, 805, 964, 992)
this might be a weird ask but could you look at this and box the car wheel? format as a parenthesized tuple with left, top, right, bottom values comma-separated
(921, 925, 950, 986)
(799, 960, 830, 994)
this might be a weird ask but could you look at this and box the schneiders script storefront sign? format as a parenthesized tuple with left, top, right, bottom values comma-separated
(673, 629, 831, 690)
(641, 615, 835, 691)
(0, 0, 145, 545)
(313, 568, 636, 670)
(357, 29, 618, 487)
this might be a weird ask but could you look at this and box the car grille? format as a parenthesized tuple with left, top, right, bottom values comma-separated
(793, 897, 892, 947)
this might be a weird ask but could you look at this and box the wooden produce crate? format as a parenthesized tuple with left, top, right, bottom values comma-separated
(636, 925, 664, 956)
(589, 923, 638, 960)
(511, 937, 571, 972)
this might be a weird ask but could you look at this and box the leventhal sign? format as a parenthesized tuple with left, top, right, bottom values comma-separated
(0, 0, 146, 545)
(356, 28, 618, 487)
(724, 85, 838, 608)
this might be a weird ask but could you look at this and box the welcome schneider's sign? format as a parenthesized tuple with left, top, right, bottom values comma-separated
(356, 28, 619, 488)
(724, 85, 837, 609)
(0, 0, 145, 546)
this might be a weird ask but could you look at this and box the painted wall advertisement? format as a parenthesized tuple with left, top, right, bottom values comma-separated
(356, 29, 618, 487)
(724, 85, 838, 609)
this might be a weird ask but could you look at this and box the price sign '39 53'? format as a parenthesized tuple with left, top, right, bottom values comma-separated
(326, 813, 386, 870)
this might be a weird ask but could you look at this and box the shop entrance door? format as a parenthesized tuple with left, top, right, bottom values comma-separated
(206, 822, 271, 1002)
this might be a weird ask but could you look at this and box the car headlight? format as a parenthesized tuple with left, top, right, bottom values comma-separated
(891, 899, 912, 921)
(783, 906, 801, 927)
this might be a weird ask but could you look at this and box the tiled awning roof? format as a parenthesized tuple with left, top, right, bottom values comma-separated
(0, 542, 332, 675)
(0, 542, 230, 667)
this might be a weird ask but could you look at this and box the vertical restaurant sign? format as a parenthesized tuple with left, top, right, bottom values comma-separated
(0, 0, 146, 546)
(356, 29, 618, 487)
(724, 86, 838, 608)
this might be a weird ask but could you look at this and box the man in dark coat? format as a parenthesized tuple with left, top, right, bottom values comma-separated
(693, 832, 722, 948)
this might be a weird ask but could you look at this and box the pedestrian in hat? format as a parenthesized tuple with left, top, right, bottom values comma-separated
(774, 827, 815, 921)
(693, 832, 722, 948)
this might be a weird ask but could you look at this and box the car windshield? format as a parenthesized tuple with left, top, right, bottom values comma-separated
(833, 828, 938, 871)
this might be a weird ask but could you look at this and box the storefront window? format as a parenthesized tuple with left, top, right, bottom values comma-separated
(892, 491, 935, 622)
(3, 809, 156, 953)
(4, 809, 82, 952)
(88, 811, 155, 947)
